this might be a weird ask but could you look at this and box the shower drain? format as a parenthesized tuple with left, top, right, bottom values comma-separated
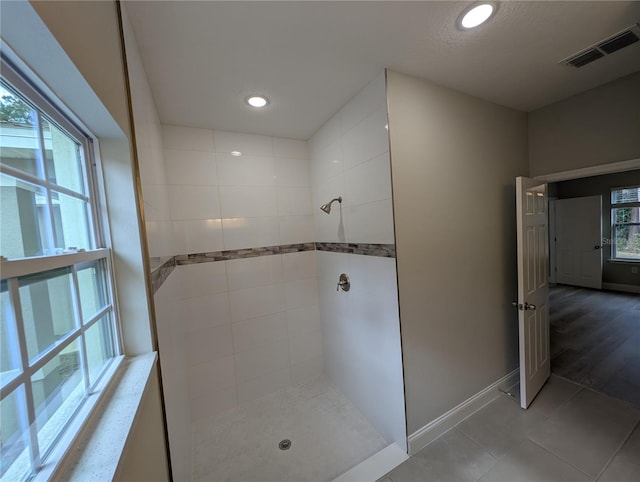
(279, 439, 292, 450)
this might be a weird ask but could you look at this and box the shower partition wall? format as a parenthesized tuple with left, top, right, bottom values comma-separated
(309, 71, 407, 451)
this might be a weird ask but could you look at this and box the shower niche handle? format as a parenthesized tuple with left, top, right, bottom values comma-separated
(337, 273, 350, 292)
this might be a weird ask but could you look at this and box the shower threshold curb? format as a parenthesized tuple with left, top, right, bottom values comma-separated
(332, 443, 408, 482)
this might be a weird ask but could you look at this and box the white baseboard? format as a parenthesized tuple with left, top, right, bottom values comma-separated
(407, 369, 520, 455)
(332, 443, 409, 482)
(602, 283, 640, 294)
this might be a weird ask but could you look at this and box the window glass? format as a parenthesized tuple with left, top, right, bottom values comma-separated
(18, 267, 76, 361)
(77, 260, 108, 322)
(32, 340, 84, 455)
(86, 315, 115, 386)
(42, 119, 85, 195)
(0, 173, 49, 259)
(0, 83, 40, 178)
(0, 387, 29, 480)
(51, 190, 91, 252)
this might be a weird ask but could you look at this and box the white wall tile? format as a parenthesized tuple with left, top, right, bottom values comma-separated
(187, 356, 236, 400)
(222, 216, 280, 250)
(291, 356, 323, 384)
(277, 188, 312, 216)
(315, 251, 350, 282)
(272, 138, 308, 160)
(217, 154, 276, 187)
(234, 337, 290, 383)
(179, 292, 230, 333)
(171, 219, 224, 255)
(145, 221, 174, 258)
(175, 262, 228, 298)
(345, 199, 395, 244)
(185, 323, 233, 366)
(162, 124, 215, 152)
(344, 152, 392, 206)
(282, 251, 317, 282)
(190, 387, 237, 421)
(232, 312, 288, 354)
(168, 185, 220, 220)
(310, 139, 343, 185)
(286, 304, 321, 339)
(308, 112, 340, 154)
(164, 149, 217, 185)
(226, 255, 283, 292)
(274, 157, 310, 187)
(142, 184, 171, 222)
(228, 283, 286, 322)
(341, 107, 389, 171)
(340, 72, 387, 134)
(289, 329, 323, 365)
(213, 130, 273, 156)
(278, 216, 314, 245)
(285, 278, 319, 310)
(219, 187, 277, 218)
(237, 367, 291, 405)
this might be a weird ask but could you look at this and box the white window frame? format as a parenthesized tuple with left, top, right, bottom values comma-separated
(610, 185, 640, 262)
(0, 56, 123, 481)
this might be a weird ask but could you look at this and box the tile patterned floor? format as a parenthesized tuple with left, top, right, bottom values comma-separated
(383, 376, 640, 482)
(192, 376, 387, 481)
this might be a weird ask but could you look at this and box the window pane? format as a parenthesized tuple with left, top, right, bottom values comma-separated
(1, 282, 21, 387)
(85, 315, 115, 386)
(42, 120, 85, 195)
(0, 387, 30, 480)
(51, 190, 91, 253)
(0, 82, 41, 178)
(18, 267, 76, 361)
(611, 187, 640, 204)
(77, 260, 108, 322)
(614, 224, 640, 259)
(31, 340, 83, 455)
(0, 173, 49, 259)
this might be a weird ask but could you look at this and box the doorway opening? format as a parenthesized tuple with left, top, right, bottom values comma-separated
(546, 169, 640, 407)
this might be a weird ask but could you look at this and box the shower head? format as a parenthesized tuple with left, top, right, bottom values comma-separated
(320, 196, 342, 214)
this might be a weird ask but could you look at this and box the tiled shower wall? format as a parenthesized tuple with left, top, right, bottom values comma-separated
(160, 127, 321, 420)
(309, 72, 407, 450)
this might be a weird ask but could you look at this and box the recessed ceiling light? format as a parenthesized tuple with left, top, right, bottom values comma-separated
(459, 3, 495, 30)
(245, 95, 269, 108)
(231, 151, 242, 157)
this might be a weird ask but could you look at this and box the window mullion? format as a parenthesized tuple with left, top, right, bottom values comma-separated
(8, 278, 42, 474)
(35, 111, 58, 255)
(71, 265, 91, 395)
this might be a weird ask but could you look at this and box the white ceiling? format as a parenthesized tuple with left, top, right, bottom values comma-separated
(125, 1, 640, 140)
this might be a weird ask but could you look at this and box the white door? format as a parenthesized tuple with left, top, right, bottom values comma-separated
(555, 196, 603, 289)
(516, 177, 550, 409)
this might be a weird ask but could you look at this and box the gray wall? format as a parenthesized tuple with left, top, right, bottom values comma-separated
(386, 71, 529, 434)
(554, 170, 640, 287)
(529, 72, 640, 178)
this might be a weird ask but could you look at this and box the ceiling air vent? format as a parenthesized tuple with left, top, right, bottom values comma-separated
(561, 23, 640, 68)
(598, 30, 639, 54)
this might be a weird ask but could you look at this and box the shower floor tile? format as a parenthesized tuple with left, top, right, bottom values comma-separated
(192, 375, 388, 482)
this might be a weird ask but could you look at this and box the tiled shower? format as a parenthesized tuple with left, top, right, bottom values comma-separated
(128, 7, 405, 474)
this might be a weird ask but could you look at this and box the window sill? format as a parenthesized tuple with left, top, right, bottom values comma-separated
(608, 259, 640, 264)
(49, 352, 158, 482)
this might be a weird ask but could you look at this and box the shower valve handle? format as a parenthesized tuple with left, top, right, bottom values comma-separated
(337, 273, 350, 292)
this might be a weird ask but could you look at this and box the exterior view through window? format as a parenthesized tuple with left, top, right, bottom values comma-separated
(611, 186, 640, 261)
(0, 59, 121, 481)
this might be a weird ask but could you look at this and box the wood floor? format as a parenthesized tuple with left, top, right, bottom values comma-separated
(550, 284, 640, 407)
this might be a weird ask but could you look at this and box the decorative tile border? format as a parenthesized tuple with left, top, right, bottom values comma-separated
(151, 242, 396, 293)
(150, 256, 176, 294)
(316, 242, 396, 258)
(174, 243, 315, 265)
